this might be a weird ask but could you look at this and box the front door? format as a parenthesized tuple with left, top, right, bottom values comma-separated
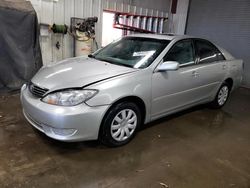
(151, 39, 201, 119)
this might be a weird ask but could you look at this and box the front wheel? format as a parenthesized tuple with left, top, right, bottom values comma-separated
(99, 102, 142, 147)
(210, 82, 230, 109)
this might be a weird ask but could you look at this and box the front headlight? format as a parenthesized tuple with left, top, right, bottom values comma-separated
(42, 89, 98, 106)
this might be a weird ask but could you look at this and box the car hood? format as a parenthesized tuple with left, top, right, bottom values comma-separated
(31, 57, 137, 91)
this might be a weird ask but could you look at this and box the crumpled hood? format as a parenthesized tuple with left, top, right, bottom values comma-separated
(31, 56, 137, 91)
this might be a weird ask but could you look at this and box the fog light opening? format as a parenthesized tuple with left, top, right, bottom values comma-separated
(51, 128, 77, 137)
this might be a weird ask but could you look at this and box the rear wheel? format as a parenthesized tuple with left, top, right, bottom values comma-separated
(210, 82, 230, 109)
(99, 102, 142, 147)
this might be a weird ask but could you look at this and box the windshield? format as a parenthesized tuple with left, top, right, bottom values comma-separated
(93, 37, 170, 68)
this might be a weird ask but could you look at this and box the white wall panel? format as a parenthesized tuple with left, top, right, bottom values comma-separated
(74, 0, 84, 18)
(64, 0, 74, 59)
(40, 1, 53, 66)
(83, 0, 93, 17)
(52, 0, 64, 62)
(92, 0, 103, 50)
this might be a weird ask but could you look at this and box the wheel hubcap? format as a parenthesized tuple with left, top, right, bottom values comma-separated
(111, 109, 137, 141)
(218, 86, 229, 106)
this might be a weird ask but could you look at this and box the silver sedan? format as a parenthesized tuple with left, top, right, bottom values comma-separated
(21, 34, 243, 146)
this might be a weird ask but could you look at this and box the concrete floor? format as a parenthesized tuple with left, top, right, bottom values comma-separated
(0, 88, 249, 188)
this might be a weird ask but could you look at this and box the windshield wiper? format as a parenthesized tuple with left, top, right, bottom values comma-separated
(101, 59, 134, 68)
(94, 57, 113, 64)
(88, 54, 95, 58)
(116, 63, 134, 68)
(90, 56, 135, 68)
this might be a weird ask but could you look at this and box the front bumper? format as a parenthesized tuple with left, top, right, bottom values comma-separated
(20, 85, 110, 142)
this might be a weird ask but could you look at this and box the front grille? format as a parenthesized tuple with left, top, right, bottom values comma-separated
(29, 83, 49, 98)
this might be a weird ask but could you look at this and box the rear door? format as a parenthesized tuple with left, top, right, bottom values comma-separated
(193, 39, 227, 99)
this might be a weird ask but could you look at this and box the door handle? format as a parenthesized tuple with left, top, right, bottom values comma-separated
(192, 71, 199, 77)
(222, 65, 226, 70)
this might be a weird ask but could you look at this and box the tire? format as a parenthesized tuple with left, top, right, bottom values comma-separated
(210, 82, 231, 109)
(99, 102, 142, 147)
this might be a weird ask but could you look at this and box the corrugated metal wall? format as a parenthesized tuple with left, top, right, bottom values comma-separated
(29, 0, 169, 66)
(30, 0, 105, 66)
(131, 0, 170, 12)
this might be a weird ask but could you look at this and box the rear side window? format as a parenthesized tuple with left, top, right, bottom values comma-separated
(163, 39, 195, 66)
(195, 39, 225, 64)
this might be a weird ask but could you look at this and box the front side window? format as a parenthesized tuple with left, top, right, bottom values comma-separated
(195, 39, 225, 64)
(163, 40, 195, 66)
(93, 37, 170, 69)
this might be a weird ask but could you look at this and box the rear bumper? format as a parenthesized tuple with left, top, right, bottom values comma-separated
(20, 84, 109, 142)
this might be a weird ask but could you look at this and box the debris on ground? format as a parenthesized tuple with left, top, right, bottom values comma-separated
(135, 169, 144, 173)
(164, 161, 171, 167)
(161, 160, 172, 167)
(159, 182, 169, 187)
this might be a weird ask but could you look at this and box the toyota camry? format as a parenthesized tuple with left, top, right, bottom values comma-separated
(21, 34, 243, 146)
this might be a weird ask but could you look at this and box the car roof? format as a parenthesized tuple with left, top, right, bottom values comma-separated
(128, 33, 194, 41)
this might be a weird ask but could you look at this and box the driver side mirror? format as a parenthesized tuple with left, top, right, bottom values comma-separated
(157, 61, 179, 72)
